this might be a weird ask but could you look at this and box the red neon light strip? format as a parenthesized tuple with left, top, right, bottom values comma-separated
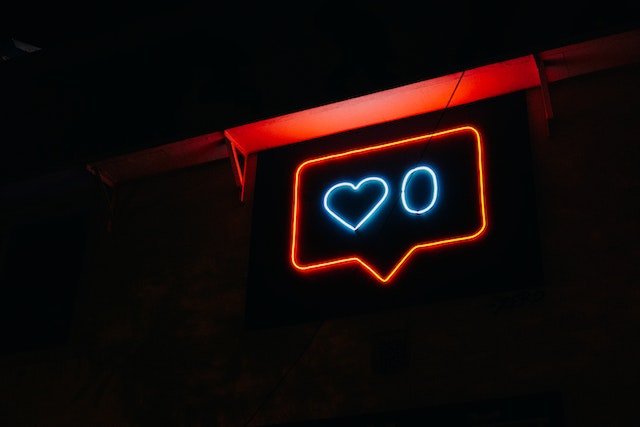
(290, 125, 488, 284)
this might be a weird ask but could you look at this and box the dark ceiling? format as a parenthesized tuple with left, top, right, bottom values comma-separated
(1, 1, 639, 185)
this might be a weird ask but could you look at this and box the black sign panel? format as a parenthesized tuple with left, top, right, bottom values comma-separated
(245, 92, 543, 329)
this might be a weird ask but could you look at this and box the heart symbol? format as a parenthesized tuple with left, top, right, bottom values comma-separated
(323, 177, 389, 231)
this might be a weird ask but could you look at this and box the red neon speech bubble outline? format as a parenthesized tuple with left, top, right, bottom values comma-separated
(290, 125, 488, 284)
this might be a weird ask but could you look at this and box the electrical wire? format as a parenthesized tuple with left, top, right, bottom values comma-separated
(377, 69, 467, 228)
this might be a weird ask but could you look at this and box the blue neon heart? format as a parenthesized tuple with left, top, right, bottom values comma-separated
(323, 177, 389, 231)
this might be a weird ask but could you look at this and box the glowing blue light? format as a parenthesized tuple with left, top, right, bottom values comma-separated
(323, 177, 389, 231)
(401, 165, 438, 214)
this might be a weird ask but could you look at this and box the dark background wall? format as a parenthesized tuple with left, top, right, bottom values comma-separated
(1, 3, 639, 425)
(1, 59, 639, 425)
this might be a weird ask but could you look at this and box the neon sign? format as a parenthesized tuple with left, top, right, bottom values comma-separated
(291, 125, 488, 284)
(400, 165, 438, 215)
(322, 165, 439, 233)
(323, 176, 390, 231)
(245, 92, 542, 329)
